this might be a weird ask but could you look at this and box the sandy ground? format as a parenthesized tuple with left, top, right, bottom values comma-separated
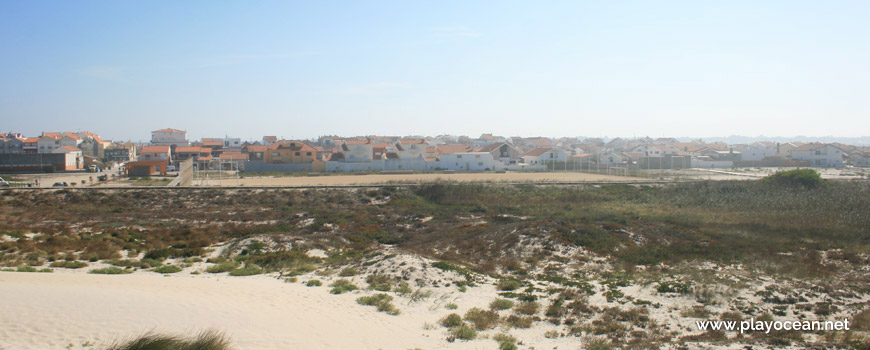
(0, 269, 578, 350)
(196, 172, 648, 187)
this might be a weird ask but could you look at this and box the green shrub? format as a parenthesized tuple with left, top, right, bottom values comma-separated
(504, 315, 534, 328)
(89, 267, 133, 275)
(440, 313, 463, 328)
(106, 330, 231, 350)
(446, 303, 458, 310)
(329, 279, 358, 294)
(656, 281, 691, 294)
(15, 266, 52, 273)
(464, 307, 500, 330)
(490, 298, 514, 310)
(153, 265, 182, 274)
(356, 293, 400, 315)
(493, 333, 517, 345)
(206, 261, 241, 274)
(449, 324, 477, 340)
(514, 301, 540, 315)
(338, 267, 357, 277)
(762, 169, 823, 188)
(365, 274, 394, 291)
(497, 278, 522, 291)
(228, 263, 264, 276)
(306, 279, 323, 287)
(394, 281, 412, 296)
(49, 261, 88, 269)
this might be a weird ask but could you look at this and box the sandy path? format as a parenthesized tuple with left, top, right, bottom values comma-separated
(0, 271, 475, 350)
(203, 172, 644, 187)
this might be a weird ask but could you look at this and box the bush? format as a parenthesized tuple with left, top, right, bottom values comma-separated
(446, 303, 458, 310)
(499, 342, 518, 350)
(106, 330, 231, 350)
(206, 261, 241, 274)
(356, 293, 400, 315)
(409, 288, 433, 302)
(440, 313, 463, 328)
(16, 266, 52, 273)
(490, 298, 514, 310)
(582, 336, 612, 350)
(49, 261, 88, 269)
(338, 267, 357, 277)
(306, 279, 322, 287)
(449, 324, 477, 340)
(228, 263, 264, 276)
(89, 267, 133, 275)
(514, 301, 540, 315)
(497, 278, 522, 291)
(329, 279, 358, 294)
(153, 265, 182, 274)
(762, 169, 823, 188)
(464, 307, 500, 330)
(504, 315, 533, 328)
(493, 333, 516, 343)
(366, 274, 394, 291)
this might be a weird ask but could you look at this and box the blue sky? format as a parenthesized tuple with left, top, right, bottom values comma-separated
(1, 1, 868, 142)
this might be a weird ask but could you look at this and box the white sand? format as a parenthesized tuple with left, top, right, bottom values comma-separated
(0, 270, 577, 350)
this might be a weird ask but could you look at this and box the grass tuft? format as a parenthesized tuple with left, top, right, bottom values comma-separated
(107, 329, 231, 350)
(89, 267, 133, 275)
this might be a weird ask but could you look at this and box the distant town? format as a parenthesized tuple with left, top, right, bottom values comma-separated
(1, 128, 868, 176)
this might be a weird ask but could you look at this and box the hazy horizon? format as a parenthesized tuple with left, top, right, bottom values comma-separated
(3, 1, 869, 141)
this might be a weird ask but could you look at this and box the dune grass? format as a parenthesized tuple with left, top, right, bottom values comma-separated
(49, 261, 88, 269)
(228, 263, 264, 276)
(107, 329, 231, 350)
(356, 293, 400, 315)
(206, 261, 241, 274)
(329, 279, 358, 294)
(89, 267, 133, 275)
(153, 265, 183, 274)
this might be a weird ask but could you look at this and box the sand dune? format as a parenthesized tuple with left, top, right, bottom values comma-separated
(0, 270, 575, 350)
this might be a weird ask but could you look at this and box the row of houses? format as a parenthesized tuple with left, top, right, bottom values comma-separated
(3, 128, 869, 174)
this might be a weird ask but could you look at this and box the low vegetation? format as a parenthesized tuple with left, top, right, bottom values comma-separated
(106, 330, 231, 350)
(356, 293, 400, 315)
(329, 279, 358, 294)
(0, 180, 868, 349)
(89, 267, 133, 275)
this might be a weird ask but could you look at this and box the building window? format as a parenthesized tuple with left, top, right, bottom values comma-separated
(295, 152, 300, 156)
(306, 152, 312, 156)
(271, 152, 279, 157)
(457, 155, 462, 158)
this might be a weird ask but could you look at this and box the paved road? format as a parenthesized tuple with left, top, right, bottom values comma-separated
(10, 166, 124, 188)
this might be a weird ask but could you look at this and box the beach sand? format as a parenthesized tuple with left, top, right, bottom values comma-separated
(0, 269, 576, 350)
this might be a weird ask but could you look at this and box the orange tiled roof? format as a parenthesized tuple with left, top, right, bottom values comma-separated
(140, 145, 171, 153)
(153, 128, 185, 133)
(523, 148, 553, 157)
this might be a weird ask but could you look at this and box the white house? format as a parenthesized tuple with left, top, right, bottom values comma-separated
(37, 132, 81, 153)
(599, 152, 627, 167)
(339, 139, 374, 163)
(437, 152, 503, 171)
(51, 146, 83, 169)
(394, 139, 427, 159)
(521, 148, 568, 165)
(732, 143, 776, 161)
(151, 128, 190, 147)
(790, 143, 844, 167)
